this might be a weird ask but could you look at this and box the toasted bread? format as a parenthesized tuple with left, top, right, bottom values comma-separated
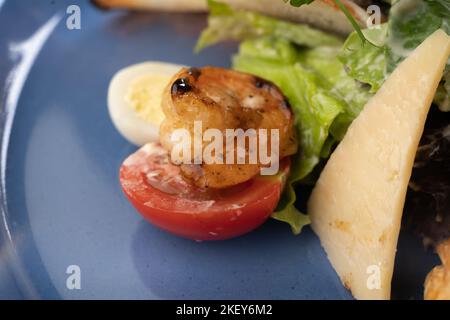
(425, 239, 450, 300)
(93, 0, 207, 12)
(92, 0, 371, 35)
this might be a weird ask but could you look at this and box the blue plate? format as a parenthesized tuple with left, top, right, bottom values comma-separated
(0, 0, 440, 299)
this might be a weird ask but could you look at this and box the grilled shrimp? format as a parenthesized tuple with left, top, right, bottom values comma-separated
(160, 66, 297, 189)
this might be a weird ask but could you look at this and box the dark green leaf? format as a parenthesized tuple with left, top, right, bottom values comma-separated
(284, 0, 314, 6)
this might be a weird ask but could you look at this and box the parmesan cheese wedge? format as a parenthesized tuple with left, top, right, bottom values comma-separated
(308, 29, 450, 300)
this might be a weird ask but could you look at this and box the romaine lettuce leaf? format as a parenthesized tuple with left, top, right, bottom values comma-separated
(195, 0, 341, 53)
(299, 47, 373, 140)
(233, 38, 373, 233)
(338, 25, 388, 92)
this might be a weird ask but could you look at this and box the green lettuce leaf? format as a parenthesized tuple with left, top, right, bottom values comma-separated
(195, 0, 341, 53)
(233, 38, 373, 233)
(338, 25, 388, 92)
(299, 46, 373, 140)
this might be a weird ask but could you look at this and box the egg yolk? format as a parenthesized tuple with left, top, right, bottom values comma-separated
(125, 74, 170, 125)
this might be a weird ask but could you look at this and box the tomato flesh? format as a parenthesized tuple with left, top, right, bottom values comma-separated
(120, 143, 289, 240)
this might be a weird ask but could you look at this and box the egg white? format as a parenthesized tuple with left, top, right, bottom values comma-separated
(108, 61, 185, 146)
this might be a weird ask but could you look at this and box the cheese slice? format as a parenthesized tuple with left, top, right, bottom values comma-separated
(308, 30, 450, 300)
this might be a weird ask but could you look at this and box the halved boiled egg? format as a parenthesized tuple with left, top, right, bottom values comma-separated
(108, 61, 185, 145)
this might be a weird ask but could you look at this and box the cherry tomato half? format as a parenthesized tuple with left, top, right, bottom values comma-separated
(120, 143, 289, 240)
